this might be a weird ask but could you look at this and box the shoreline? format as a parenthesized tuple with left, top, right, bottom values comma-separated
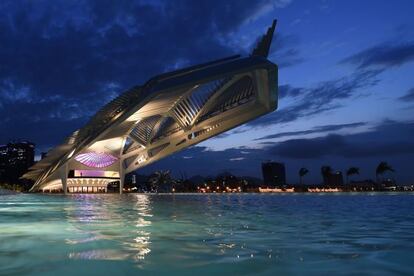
(0, 188, 19, 195)
(19, 190, 414, 195)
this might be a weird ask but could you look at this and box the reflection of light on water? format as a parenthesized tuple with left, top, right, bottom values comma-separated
(127, 194, 152, 261)
(65, 236, 99, 245)
(134, 235, 150, 244)
(124, 228, 152, 261)
(136, 217, 151, 227)
(64, 194, 153, 262)
(68, 250, 130, 260)
(218, 243, 236, 249)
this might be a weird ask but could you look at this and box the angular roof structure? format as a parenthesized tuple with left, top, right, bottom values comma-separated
(23, 20, 279, 193)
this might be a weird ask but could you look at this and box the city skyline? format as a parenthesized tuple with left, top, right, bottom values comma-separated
(1, 1, 414, 183)
(0, 138, 402, 189)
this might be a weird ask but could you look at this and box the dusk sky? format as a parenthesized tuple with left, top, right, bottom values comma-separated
(1, 0, 413, 183)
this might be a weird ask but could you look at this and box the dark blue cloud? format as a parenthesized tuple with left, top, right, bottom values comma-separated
(267, 120, 414, 159)
(341, 41, 414, 69)
(269, 133, 414, 159)
(268, 34, 303, 68)
(0, 0, 299, 150)
(248, 69, 383, 127)
(278, 84, 304, 99)
(399, 88, 414, 102)
(255, 122, 366, 140)
(270, 134, 346, 159)
(139, 146, 266, 178)
(141, 120, 414, 184)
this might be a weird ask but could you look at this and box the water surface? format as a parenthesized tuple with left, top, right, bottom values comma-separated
(0, 193, 413, 275)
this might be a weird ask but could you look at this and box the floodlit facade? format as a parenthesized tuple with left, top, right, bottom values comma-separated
(22, 20, 279, 193)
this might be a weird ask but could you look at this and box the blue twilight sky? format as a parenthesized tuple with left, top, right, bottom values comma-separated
(0, 0, 413, 183)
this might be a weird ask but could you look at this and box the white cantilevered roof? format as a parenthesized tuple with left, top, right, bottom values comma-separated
(23, 20, 279, 191)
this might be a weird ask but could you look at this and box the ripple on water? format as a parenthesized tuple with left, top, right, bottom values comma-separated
(0, 193, 414, 275)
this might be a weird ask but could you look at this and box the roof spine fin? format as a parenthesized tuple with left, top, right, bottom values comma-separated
(251, 19, 277, 58)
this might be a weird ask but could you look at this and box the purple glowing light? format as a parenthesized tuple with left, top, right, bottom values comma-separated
(75, 152, 118, 168)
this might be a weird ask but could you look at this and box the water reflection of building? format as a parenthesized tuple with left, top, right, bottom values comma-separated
(262, 161, 286, 187)
(130, 195, 152, 261)
(64, 194, 152, 262)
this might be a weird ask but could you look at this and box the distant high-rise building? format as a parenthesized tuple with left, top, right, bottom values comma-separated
(0, 144, 8, 179)
(262, 161, 286, 187)
(0, 141, 35, 181)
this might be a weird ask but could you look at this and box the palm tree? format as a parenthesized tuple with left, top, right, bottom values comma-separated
(346, 167, 360, 184)
(376, 162, 394, 183)
(149, 170, 172, 192)
(321, 166, 332, 185)
(298, 168, 309, 185)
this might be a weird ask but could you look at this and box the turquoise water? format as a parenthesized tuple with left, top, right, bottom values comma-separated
(0, 193, 413, 275)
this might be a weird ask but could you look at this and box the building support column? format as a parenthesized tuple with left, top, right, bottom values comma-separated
(60, 163, 68, 195)
(119, 160, 125, 194)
